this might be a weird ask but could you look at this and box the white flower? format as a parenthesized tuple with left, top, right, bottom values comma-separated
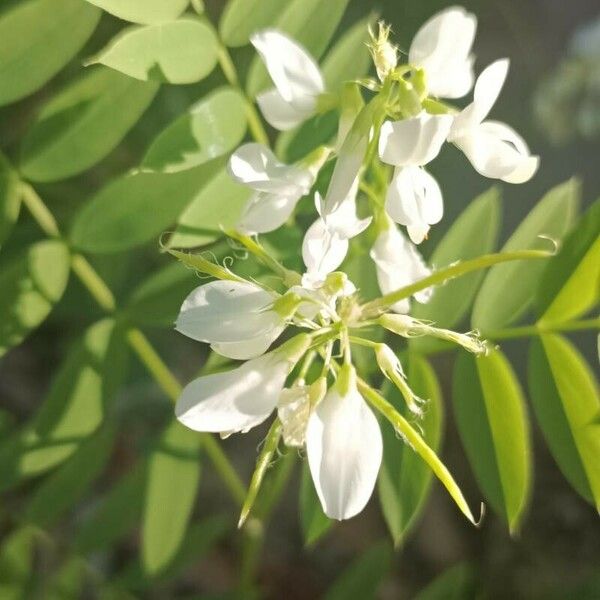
(370, 219, 432, 313)
(448, 59, 539, 183)
(251, 29, 325, 130)
(228, 143, 317, 234)
(302, 185, 371, 282)
(175, 280, 288, 360)
(277, 386, 311, 448)
(306, 364, 382, 520)
(379, 113, 453, 243)
(176, 334, 310, 435)
(409, 6, 477, 99)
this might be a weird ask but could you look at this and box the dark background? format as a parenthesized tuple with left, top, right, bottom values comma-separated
(1, 0, 599, 598)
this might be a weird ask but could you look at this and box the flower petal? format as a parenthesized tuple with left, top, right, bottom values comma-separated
(210, 325, 285, 360)
(409, 6, 477, 99)
(378, 114, 453, 166)
(176, 355, 289, 434)
(306, 382, 382, 520)
(251, 29, 324, 102)
(256, 87, 312, 131)
(302, 218, 349, 277)
(176, 280, 281, 344)
(237, 191, 300, 234)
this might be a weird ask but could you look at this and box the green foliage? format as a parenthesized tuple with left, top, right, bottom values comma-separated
(414, 562, 476, 600)
(472, 179, 580, 331)
(536, 199, 600, 323)
(0, 155, 21, 248)
(20, 67, 158, 182)
(220, 0, 287, 47)
(529, 335, 600, 509)
(0, 0, 100, 106)
(300, 461, 333, 546)
(87, 18, 218, 84)
(378, 354, 443, 546)
(323, 541, 392, 600)
(84, 0, 190, 25)
(0, 240, 70, 356)
(0, 319, 128, 490)
(453, 350, 532, 533)
(142, 420, 202, 575)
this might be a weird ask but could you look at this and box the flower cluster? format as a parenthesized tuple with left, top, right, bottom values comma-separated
(172, 7, 537, 521)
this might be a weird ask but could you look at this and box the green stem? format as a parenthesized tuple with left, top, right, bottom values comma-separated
(361, 249, 552, 317)
(484, 318, 600, 341)
(20, 181, 246, 507)
(217, 43, 270, 147)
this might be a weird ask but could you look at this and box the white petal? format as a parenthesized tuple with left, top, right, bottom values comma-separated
(306, 383, 382, 520)
(385, 166, 443, 232)
(237, 191, 300, 234)
(473, 59, 509, 122)
(175, 280, 280, 344)
(251, 29, 324, 102)
(407, 223, 430, 245)
(370, 224, 432, 312)
(302, 218, 349, 277)
(256, 88, 312, 131)
(176, 355, 289, 434)
(210, 325, 285, 360)
(409, 6, 477, 99)
(278, 386, 310, 448)
(228, 143, 312, 195)
(319, 185, 372, 240)
(378, 114, 453, 166)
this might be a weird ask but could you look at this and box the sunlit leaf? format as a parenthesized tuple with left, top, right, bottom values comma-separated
(75, 464, 146, 553)
(0, 319, 128, 490)
(124, 262, 197, 327)
(300, 461, 332, 546)
(142, 87, 247, 173)
(0, 240, 70, 356)
(453, 350, 532, 533)
(220, 0, 287, 47)
(0, 0, 100, 106)
(323, 541, 392, 600)
(378, 354, 443, 546)
(411, 188, 501, 353)
(529, 335, 600, 509)
(84, 0, 189, 25)
(20, 67, 158, 182)
(536, 199, 600, 323)
(167, 169, 251, 248)
(246, 0, 350, 97)
(142, 420, 202, 575)
(0, 155, 21, 249)
(472, 179, 579, 332)
(87, 18, 218, 84)
(414, 562, 476, 600)
(25, 424, 116, 528)
(70, 156, 225, 254)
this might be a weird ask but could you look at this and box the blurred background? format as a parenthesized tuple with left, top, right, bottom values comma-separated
(0, 0, 599, 598)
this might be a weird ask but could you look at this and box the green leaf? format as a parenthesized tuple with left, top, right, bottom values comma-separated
(85, 0, 189, 25)
(0, 527, 40, 597)
(472, 179, 579, 332)
(0, 0, 100, 107)
(0, 155, 21, 249)
(414, 563, 476, 600)
(87, 18, 218, 84)
(0, 319, 127, 490)
(125, 262, 198, 327)
(142, 420, 202, 576)
(323, 541, 392, 600)
(300, 461, 332, 546)
(70, 156, 225, 254)
(411, 188, 501, 352)
(75, 464, 146, 553)
(25, 424, 116, 528)
(453, 349, 532, 533)
(246, 0, 350, 97)
(536, 199, 600, 323)
(142, 87, 247, 173)
(529, 335, 600, 509)
(219, 0, 287, 47)
(378, 354, 443, 546)
(45, 558, 87, 600)
(20, 67, 158, 182)
(0, 240, 70, 356)
(168, 169, 251, 248)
